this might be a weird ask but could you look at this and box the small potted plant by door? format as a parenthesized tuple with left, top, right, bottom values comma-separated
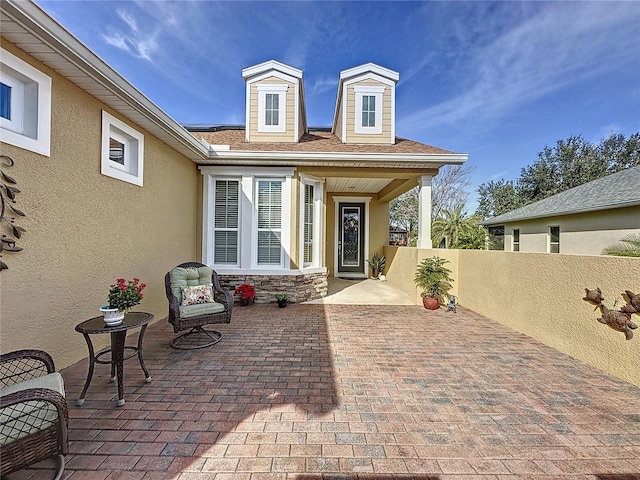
(275, 293, 288, 308)
(414, 256, 453, 310)
(367, 252, 386, 279)
(234, 283, 255, 306)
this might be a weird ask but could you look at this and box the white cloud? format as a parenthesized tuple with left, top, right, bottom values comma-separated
(398, 2, 640, 135)
(101, 8, 159, 61)
(307, 76, 337, 97)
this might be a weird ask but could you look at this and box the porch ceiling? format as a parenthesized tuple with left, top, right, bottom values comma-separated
(325, 177, 393, 194)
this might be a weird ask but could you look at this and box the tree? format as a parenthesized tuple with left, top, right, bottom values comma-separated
(431, 204, 486, 250)
(476, 179, 523, 220)
(389, 187, 418, 245)
(431, 164, 475, 221)
(390, 164, 475, 245)
(476, 132, 640, 220)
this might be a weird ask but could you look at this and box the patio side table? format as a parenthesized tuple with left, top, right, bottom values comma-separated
(75, 312, 153, 407)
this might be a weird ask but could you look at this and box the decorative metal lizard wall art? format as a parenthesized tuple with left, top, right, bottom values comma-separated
(584, 288, 638, 340)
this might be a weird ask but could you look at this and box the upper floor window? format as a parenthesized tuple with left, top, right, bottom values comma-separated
(354, 85, 384, 135)
(101, 111, 144, 187)
(257, 84, 287, 133)
(549, 226, 560, 253)
(361, 95, 376, 127)
(513, 229, 520, 252)
(0, 48, 52, 157)
(265, 93, 279, 126)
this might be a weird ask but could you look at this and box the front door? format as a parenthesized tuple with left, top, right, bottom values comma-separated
(337, 203, 365, 276)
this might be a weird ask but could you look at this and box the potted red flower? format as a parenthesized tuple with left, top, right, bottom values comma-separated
(234, 283, 255, 306)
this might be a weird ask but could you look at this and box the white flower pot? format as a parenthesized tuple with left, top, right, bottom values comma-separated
(100, 306, 125, 326)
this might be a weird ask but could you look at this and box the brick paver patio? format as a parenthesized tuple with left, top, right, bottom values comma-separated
(12, 304, 640, 479)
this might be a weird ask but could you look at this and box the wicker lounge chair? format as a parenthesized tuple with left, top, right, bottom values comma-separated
(165, 262, 233, 349)
(0, 349, 69, 479)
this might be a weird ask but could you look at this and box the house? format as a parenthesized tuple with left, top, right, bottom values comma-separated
(1, 0, 211, 368)
(1, 0, 466, 368)
(187, 60, 467, 299)
(480, 166, 640, 254)
(389, 225, 409, 246)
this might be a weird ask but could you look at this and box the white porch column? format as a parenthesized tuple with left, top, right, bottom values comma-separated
(417, 175, 433, 249)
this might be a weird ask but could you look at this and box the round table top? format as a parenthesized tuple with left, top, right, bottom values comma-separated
(75, 311, 154, 334)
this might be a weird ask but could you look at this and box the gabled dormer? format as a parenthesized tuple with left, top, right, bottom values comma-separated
(332, 63, 399, 145)
(242, 60, 307, 143)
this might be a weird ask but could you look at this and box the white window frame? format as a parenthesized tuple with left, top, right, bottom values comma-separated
(354, 85, 384, 135)
(101, 110, 144, 187)
(0, 72, 24, 134)
(255, 178, 284, 267)
(548, 226, 560, 254)
(299, 174, 324, 269)
(257, 84, 287, 133)
(200, 166, 293, 273)
(512, 229, 520, 252)
(212, 178, 241, 267)
(0, 48, 51, 157)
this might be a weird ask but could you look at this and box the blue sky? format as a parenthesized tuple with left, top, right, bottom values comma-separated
(38, 0, 640, 211)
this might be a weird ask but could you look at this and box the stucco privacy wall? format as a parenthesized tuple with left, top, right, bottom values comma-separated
(384, 247, 640, 387)
(0, 42, 200, 370)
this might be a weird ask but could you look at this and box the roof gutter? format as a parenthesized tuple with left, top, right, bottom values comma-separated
(480, 200, 640, 225)
(203, 149, 468, 165)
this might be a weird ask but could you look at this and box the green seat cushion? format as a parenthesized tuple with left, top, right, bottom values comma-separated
(170, 266, 212, 304)
(0, 372, 65, 445)
(179, 301, 226, 319)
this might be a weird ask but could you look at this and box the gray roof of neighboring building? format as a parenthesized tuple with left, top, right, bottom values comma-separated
(481, 165, 640, 226)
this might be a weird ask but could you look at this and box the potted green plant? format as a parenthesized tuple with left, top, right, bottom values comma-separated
(414, 256, 453, 310)
(275, 293, 288, 308)
(234, 283, 255, 306)
(367, 252, 386, 279)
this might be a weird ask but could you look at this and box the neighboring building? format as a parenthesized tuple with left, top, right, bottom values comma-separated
(389, 226, 408, 246)
(481, 166, 640, 255)
(187, 60, 467, 295)
(1, 0, 467, 367)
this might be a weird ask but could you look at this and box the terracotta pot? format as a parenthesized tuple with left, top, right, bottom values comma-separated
(422, 296, 440, 310)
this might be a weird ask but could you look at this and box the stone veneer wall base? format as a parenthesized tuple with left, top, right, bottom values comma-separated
(219, 272, 328, 304)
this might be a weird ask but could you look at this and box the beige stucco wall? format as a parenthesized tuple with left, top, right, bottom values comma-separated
(344, 79, 392, 145)
(0, 42, 200, 370)
(385, 246, 640, 387)
(501, 207, 640, 255)
(248, 76, 296, 143)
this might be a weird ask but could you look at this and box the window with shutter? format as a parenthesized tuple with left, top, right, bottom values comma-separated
(303, 184, 314, 264)
(213, 180, 239, 265)
(257, 180, 282, 265)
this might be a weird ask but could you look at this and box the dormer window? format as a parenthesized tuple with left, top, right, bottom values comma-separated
(354, 85, 384, 134)
(257, 84, 287, 133)
(265, 93, 279, 126)
(361, 95, 375, 128)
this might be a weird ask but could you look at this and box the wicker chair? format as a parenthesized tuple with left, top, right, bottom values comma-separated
(165, 262, 233, 349)
(0, 350, 69, 480)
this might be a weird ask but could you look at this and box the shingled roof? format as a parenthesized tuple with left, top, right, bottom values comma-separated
(188, 127, 454, 155)
(481, 165, 640, 225)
